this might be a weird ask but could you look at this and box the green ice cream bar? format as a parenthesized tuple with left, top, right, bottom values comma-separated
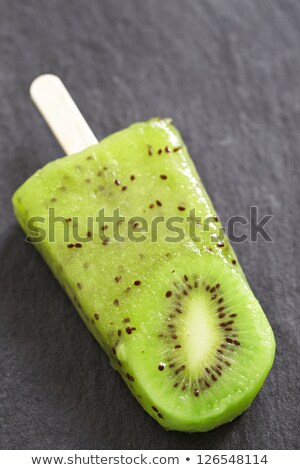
(12, 118, 275, 432)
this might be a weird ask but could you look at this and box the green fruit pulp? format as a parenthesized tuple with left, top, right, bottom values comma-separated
(12, 118, 275, 432)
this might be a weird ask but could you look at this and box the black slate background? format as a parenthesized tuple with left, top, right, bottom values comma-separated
(0, 0, 299, 450)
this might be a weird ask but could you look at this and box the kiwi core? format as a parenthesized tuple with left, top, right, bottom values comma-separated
(183, 297, 221, 372)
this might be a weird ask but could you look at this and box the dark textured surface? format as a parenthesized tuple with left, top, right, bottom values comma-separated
(0, 0, 299, 450)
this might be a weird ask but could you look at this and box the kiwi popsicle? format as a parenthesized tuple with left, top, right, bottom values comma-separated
(12, 76, 275, 432)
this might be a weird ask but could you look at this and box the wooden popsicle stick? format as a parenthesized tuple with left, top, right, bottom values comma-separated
(30, 74, 98, 155)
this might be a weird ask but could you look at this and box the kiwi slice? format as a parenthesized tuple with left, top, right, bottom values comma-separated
(114, 250, 275, 431)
